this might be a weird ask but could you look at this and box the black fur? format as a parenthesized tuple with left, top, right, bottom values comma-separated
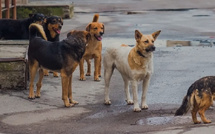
(0, 13, 45, 40)
(28, 24, 88, 72)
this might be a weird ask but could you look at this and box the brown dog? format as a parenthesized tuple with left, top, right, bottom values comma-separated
(175, 76, 215, 124)
(28, 23, 90, 107)
(79, 14, 104, 81)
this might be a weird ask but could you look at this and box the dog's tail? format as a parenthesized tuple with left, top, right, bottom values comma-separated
(175, 95, 191, 116)
(92, 14, 99, 22)
(29, 23, 47, 41)
(175, 88, 197, 116)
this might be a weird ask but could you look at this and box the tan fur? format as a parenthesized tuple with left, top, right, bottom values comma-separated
(78, 14, 104, 81)
(191, 89, 213, 124)
(104, 30, 161, 112)
(29, 23, 47, 41)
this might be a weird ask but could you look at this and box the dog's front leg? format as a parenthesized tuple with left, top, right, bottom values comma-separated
(79, 58, 86, 81)
(131, 81, 141, 112)
(86, 59, 91, 76)
(68, 76, 79, 105)
(94, 56, 101, 81)
(141, 73, 151, 110)
(61, 75, 74, 107)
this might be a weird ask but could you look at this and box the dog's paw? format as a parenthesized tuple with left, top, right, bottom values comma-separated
(104, 100, 111, 105)
(28, 96, 35, 99)
(70, 100, 79, 105)
(194, 120, 201, 124)
(133, 107, 141, 112)
(35, 95, 40, 98)
(53, 72, 59, 77)
(126, 100, 134, 105)
(85, 73, 91, 76)
(141, 104, 148, 110)
(203, 120, 211, 124)
(94, 77, 101, 82)
(65, 103, 75, 108)
(28, 93, 35, 99)
(79, 77, 86, 81)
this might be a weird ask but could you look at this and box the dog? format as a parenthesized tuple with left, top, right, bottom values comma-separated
(0, 13, 45, 40)
(175, 76, 215, 124)
(77, 13, 104, 81)
(28, 23, 90, 107)
(103, 30, 161, 112)
(43, 16, 64, 77)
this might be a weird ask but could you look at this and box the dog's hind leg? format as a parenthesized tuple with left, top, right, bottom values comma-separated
(104, 67, 114, 105)
(198, 91, 213, 124)
(131, 81, 141, 112)
(28, 61, 39, 99)
(68, 76, 78, 105)
(122, 76, 133, 105)
(35, 68, 44, 98)
(191, 99, 201, 124)
(86, 59, 91, 76)
(94, 56, 101, 81)
(98, 54, 102, 77)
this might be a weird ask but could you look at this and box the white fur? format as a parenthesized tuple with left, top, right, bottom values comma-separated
(104, 45, 153, 112)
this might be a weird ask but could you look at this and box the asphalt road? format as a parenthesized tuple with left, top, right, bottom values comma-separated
(1, 0, 215, 133)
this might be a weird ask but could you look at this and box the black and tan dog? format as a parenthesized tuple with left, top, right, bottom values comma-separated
(28, 23, 90, 107)
(43, 16, 64, 77)
(175, 76, 215, 124)
(0, 13, 45, 40)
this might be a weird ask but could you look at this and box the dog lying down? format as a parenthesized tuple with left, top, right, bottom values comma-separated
(28, 23, 90, 107)
(103, 29, 161, 112)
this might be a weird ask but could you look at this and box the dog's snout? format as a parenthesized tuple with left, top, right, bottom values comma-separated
(59, 25, 62, 29)
(151, 45, 156, 51)
(99, 32, 104, 36)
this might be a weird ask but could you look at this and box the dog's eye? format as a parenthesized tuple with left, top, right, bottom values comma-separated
(152, 40, 154, 43)
(144, 40, 149, 43)
(94, 27, 98, 30)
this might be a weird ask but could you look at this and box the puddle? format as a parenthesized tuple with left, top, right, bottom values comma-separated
(133, 116, 192, 125)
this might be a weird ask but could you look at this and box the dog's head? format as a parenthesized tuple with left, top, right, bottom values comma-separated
(135, 30, 161, 55)
(67, 30, 91, 45)
(86, 14, 104, 41)
(46, 16, 63, 38)
(29, 13, 46, 25)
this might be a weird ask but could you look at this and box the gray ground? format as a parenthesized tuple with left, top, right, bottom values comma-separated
(1, 0, 215, 133)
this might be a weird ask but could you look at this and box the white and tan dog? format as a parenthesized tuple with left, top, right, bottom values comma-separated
(103, 30, 161, 112)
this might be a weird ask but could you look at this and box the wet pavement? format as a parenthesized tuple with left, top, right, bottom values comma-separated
(1, 0, 215, 133)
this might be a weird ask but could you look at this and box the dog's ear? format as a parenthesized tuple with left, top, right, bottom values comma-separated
(152, 30, 161, 40)
(135, 30, 142, 41)
(102, 24, 105, 34)
(67, 31, 73, 37)
(86, 24, 91, 32)
(29, 14, 34, 18)
(86, 32, 91, 40)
